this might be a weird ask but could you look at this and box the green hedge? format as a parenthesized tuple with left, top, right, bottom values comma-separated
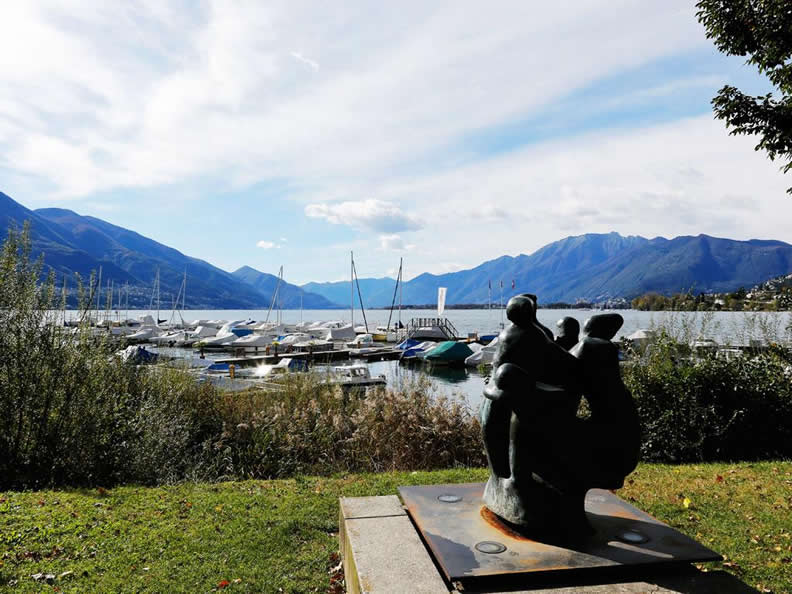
(624, 336, 792, 462)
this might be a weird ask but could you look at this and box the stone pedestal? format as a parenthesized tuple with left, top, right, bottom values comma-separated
(339, 495, 448, 594)
(338, 487, 753, 593)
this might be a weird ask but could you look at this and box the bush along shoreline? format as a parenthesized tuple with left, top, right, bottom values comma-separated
(2, 224, 792, 490)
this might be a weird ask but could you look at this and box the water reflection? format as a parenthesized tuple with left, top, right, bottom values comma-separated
(365, 359, 488, 409)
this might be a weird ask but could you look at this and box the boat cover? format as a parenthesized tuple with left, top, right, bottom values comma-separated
(465, 336, 499, 367)
(424, 341, 474, 364)
(396, 338, 421, 350)
(326, 325, 356, 341)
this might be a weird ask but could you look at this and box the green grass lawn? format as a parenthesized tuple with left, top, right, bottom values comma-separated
(1, 462, 790, 593)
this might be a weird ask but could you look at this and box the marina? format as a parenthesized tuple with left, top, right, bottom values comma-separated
(57, 306, 792, 407)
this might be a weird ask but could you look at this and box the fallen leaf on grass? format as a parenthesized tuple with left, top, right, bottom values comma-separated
(715, 475, 723, 483)
(218, 579, 230, 588)
(682, 497, 691, 509)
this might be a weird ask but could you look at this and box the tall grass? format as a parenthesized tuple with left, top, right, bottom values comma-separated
(210, 375, 484, 480)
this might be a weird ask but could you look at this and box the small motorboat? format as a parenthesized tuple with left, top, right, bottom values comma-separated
(327, 364, 386, 387)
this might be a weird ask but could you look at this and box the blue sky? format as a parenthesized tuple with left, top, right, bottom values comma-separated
(0, 1, 789, 284)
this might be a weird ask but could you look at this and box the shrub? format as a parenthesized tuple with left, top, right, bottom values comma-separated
(0, 225, 227, 488)
(623, 332, 792, 462)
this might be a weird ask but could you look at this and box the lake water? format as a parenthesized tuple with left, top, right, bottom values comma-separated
(79, 307, 792, 410)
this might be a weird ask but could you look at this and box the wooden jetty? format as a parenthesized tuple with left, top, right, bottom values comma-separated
(214, 347, 403, 368)
(216, 349, 352, 368)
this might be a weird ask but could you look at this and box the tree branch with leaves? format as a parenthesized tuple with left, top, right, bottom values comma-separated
(697, 0, 792, 192)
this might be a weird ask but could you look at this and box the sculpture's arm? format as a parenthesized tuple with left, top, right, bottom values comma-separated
(483, 362, 532, 402)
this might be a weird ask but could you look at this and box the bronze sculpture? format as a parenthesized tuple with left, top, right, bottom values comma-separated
(480, 294, 640, 540)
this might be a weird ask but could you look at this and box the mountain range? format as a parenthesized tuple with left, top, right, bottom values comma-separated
(304, 233, 792, 306)
(0, 191, 335, 309)
(2, 189, 792, 308)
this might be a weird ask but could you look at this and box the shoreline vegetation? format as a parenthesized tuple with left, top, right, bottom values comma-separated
(3, 223, 792, 480)
(2, 224, 792, 590)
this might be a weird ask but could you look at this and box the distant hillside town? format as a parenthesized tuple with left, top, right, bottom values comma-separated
(631, 274, 792, 311)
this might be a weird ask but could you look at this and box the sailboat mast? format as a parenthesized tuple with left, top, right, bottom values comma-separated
(106, 279, 112, 323)
(96, 266, 102, 323)
(500, 280, 504, 326)
(386, 257, 402, 331)
(156, 268, 160, 325)
(350, 251, 354, 328)
(278, 267, 283, 325)
(61, 276, 67, 326)
(398, 258, 403, 328)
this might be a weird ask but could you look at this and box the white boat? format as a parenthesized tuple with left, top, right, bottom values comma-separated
(196, 320, 245, 347)
(347, 333, 374, 348)
(400, 341, 440, 361)
(126, 316, 162, 343)
(234, 357, 308, 378)
(230, 332, 279, 351)
(464, 336, 499, 367)
(327, 364, 386, 387)
(415, 342, 441, 359)
(626, 329, 654, 349)
(323, 324, 356, 341)
(292, 339, 334, 352)
(151, 330, 189, 346)
(277, 332, 314, 346)
(253, 322, 288, 335)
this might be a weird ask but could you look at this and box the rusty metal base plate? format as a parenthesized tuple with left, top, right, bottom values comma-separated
(399, 483, 721, 586)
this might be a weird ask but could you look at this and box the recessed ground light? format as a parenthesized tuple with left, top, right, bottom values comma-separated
(437, 494, 461, 503)
(475, 541, 507, 554)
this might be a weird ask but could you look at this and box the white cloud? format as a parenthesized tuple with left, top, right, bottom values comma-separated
(374, 115, 792, 275)
(290, 51, 319, 71)
(305, 199, 420, 232)
(378, 234, 415, 251)
(0, 0, 708, 202)
(256, 240, 278, 249)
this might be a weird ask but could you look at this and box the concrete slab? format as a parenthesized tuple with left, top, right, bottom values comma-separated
(340, 495, 407, 520)
(340, 497, 449, 593)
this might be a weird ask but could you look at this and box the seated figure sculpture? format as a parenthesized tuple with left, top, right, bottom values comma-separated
(480, 294, 640, 540)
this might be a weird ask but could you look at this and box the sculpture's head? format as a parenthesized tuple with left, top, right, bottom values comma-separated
(582, 313, 624, 341)
(506, 294, 537, 327)
(556, 316, 580, 338)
